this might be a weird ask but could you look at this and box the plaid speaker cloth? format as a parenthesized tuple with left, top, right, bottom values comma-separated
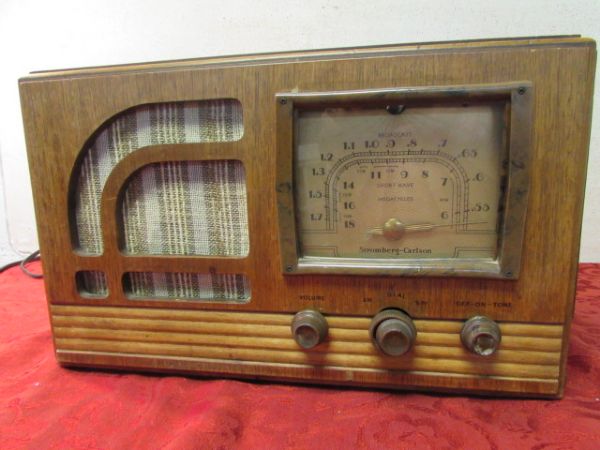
(122, 161, 248, 257)
(125, 272, 250, 302)
(73, 100, 249, 300)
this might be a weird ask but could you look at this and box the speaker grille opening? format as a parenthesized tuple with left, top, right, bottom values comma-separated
(76, 271, 108, 297)
(73, 99, 243, 255)
(123, 272, 250, 303)
(121, 160, 249, 256)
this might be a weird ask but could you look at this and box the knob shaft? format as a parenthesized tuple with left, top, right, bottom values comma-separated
(369, 309, 417, 356)
(461, 316, 501, 356)
(291, 310, 328, 349)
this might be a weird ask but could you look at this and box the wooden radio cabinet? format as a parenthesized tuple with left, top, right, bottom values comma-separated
(20, 36, 596, 397)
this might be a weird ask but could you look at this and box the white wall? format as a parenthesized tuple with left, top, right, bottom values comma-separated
(0, 0, 598, 264)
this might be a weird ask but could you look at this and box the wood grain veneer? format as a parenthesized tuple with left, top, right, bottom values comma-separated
(52, 305, 561, 396)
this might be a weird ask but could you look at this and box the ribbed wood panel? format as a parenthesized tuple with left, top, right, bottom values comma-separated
(51, 305, 563, 394)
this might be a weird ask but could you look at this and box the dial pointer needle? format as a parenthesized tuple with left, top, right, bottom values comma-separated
(367, 218, 489, 240)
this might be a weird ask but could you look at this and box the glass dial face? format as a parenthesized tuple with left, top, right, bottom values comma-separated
(294, 101, 507, 262)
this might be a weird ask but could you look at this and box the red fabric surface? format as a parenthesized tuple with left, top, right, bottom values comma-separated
(1, 262, 599, 449)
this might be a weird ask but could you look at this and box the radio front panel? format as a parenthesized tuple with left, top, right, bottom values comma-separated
(20, 36, 596, 397)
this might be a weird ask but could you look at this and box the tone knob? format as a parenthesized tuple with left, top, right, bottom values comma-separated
(369, 309, 417, 356)
(461, 316, 501, 356)
(291, 310, 328, 349)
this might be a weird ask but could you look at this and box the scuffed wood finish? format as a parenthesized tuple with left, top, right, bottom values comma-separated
(20, 36, 596, 396)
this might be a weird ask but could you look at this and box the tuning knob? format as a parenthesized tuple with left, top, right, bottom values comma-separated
(369, 309, 417, 356)
(291, 310, 328, 349)
(461, 316, 501, 356)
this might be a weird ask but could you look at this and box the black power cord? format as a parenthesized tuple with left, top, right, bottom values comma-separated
(0, 249, 42, 279)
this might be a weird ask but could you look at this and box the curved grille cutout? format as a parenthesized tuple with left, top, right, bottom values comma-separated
(73, 99, 243, 255)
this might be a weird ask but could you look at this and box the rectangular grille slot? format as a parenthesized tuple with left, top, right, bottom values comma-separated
(123, 272, 250, 303)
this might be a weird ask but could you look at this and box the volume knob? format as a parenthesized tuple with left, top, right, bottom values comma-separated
(369, 309, 417, 356)
(291, 310, 328, 349)
(461, 316, 501, 356)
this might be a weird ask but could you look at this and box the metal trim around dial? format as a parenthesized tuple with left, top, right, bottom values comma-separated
(275, 83, 532, 279)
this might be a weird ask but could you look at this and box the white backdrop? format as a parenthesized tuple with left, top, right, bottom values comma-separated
(0, 0, 598, 264)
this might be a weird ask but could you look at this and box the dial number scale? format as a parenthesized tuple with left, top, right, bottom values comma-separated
(295, 102, 508, 261)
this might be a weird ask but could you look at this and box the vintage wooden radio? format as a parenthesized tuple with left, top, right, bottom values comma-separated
(20, 36, 595, 397)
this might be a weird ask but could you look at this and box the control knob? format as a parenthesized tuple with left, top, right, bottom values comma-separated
(291, 310, 328, 349)
(369, 309, 417, 356)
(461, 316, 501, 356)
